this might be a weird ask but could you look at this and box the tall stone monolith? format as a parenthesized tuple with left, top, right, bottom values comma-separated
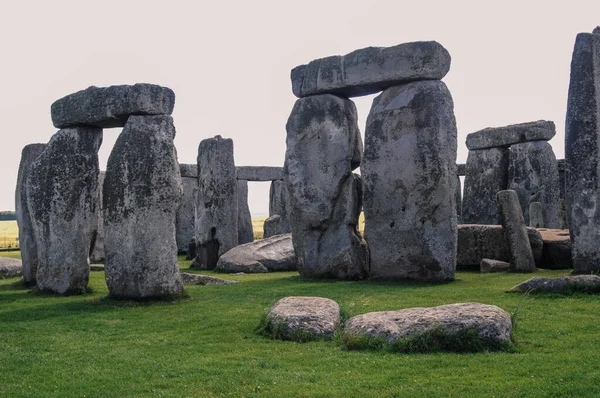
(176, 164, 198, 254)
(90, 171, 106, 263)
(15, 143, 46, 284)
(285, 94, 368, 279)
(237, 180, 254, 244)
(193, 136, 238, 269)
(565, 28, 600, 274)
(103, 115, 183, 298)
(497, 190, 536, 273)
(27, 127, 102, 294)
(264, 179, 291, 238)
(362, 80, 457, 281)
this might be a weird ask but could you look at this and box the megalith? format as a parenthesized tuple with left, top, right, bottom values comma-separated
(193, 136, 238, 269)
(237, 180, 254, 244)
(15, 143, 46, 284)
(26, 127, 102, 294)
(565, 28, 600, 274)
(264, 179, 291, 238)
(362, 80, 457, 281)
(285, 94, 368, 279)
(497, 190, 536, 272)
(508, 140, 560, 228)
(90, 171, 106, 263)
(176, 164, 198, 254)
(103, 115, 183, 298)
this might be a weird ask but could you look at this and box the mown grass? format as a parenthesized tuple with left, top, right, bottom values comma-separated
(1, 251, 600, 397)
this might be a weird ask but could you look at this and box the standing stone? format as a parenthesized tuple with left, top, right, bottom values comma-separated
(193, 136, 238, 269)
(90, 171, 106, 263)
(264, 179, 291, 238)
(529, 202, 544, 228)
(285, 94, 368, 279)
(558, 199, 568, 230)
(462, 147, 509, 225)
(104, 115, 183, 298)
(508, 141, 560, 228)
(496, 190, 536, 272)
(176, 164, 198, 254)
(363, 80, 457, 281)
(237, 180, 254, 244)
(15, 143, 46, 284)
(565, 28, 600, 274)
(26, 127, 102, 294)
(455, 175, 462, 224)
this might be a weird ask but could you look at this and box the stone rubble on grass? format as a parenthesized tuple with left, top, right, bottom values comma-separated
(480, 259, 511, 273)
(180, 273, 238, 286)
(0, 257, 23, 278)
(215, 234, 297, 273)
(266, 296, 341, 340)
(509, 275, 600, 293)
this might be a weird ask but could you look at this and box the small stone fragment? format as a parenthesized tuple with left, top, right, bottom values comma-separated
(266, 296, 341, 340)
(480, 258, 511, 273)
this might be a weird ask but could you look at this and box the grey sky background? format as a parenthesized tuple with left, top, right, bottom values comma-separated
(1, 0, 599, 214)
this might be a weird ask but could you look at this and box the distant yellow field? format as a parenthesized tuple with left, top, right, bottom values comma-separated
(0, 220, 19, 248)
(251, 213, 365, 240)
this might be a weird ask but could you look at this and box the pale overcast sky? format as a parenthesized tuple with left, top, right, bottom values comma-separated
(1, 1, 599, 214)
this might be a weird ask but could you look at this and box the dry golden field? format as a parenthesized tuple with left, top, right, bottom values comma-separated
(0, 220, 18, 248)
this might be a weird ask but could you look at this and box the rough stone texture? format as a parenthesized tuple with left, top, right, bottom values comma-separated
(193, 136, 238, 269)
(267, 296, 341, 340)
(455, 175, 462, 224)
(180, 272, 238, 285)
(480, 258, 511, 273)
(179, 163, 198, 178)
(508, 141, 560, 228)
(509, 275, 600, 293)
(291, 41, 451, 98)
(51, 83, 175, 129)
(558, 199, 568, 230)
(176, 170, 198, 254)
(344, 303, 512, 346)
(90, 171, 105, 263)
(264, 180, 291, 238)
(538, 229, 572, 269)
(457, 163, 466, 176)
(565, 30, 600, 274)
(103, 115, 183, 298)
(285, 94, 368, 279)
(237, 180, 254, 244)
(529, 202, 544, 228)
(457, 224, 543, 269)
(497, 190, 536, 272)
(15, 143, 46, 284)
(0, 257, 23, 278)
(236, 166, 283, 181)
(462, 147, 509, 225)
(557, 159, 565, 199)
(26, 127, 102, 294)
(363, 80, 457, 281)
(215, 234, 297, 273)
(466, 120, 556, 150)
(186, 238, 197, 260)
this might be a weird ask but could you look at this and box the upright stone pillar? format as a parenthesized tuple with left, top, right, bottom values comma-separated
(264, 179, 291, 238)
(566, 27, 600, 273)
(363, 80, 457, 281)
(176, 164, 198, 254)
(104, 115, 183, 298)
(462, 148, 508, 225)
(15, 143, 46, 284)
(237, 180, 254, 244)
(90, 171, 106, 263)
(497, 190, 536, 272)
(508, 141, 560, 228)
(285, 94, 368, 279)
(455, 175, 462, 224)
(26, 127, 102, 294)
(193, 136, 238, 269)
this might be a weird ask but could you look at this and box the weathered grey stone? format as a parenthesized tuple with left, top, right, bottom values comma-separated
(291, 41, 451, 98)
(344, 303, 512, 348)
(363, 80, 457, 281)
(462, 147, 509, 225)
(285, 94, 368, 279)
(497, 190, 536, 272)
(193, 136, 238, 269)
(466, 120, 556, 150)
(90, 171, 105, 263)
(529, 202, 544, 228)
(508, 141, 560, 228)
(538, 229, 572, 269)
(179, 163, 197, 178)
(51, 83, 175, 129)
(186, 238, 196, 261)
(180, 272, 238, 285)
(457, 224, 543, 269)
(237, 180, 254, 244)
(0, 257, 23, 278)
(103, 115, 183, 298)
(509, 275, 600, 293)
(480, 258, 511, 273)
(558, 199, 568, 229)
(457, 163, 466, 176)
(455, 175, 462, 224)
(264, 180, 291, 238)
(565, 30, 600, 274)
(215, 233, 297, 273)
(27, 127, 102, 294)
(176, 170, 197, 254)
(267, 296, 341, 340)
(236, 166, 283, 181)
(557, 159, 566, 199)
(15, 143, 46, 284)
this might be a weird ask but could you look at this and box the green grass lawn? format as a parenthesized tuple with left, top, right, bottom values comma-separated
(1, 251, 599, 397)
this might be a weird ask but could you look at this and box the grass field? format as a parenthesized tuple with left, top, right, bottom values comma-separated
(1, 250, 599, 397)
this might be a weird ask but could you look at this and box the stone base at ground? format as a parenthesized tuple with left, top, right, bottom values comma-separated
(180, 273, 238, 285)
(215, 234, 297, 273)
(0, 257, 23, 278)
(265, 296, 340, 340)
(509, 275, 600, 293)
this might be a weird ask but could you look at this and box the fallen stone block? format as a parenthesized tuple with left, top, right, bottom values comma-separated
(180, 273, 238, 285)
(509, 275, 600, 293)
(215, 234, 297, 273)
(0, 257, 23, 278)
